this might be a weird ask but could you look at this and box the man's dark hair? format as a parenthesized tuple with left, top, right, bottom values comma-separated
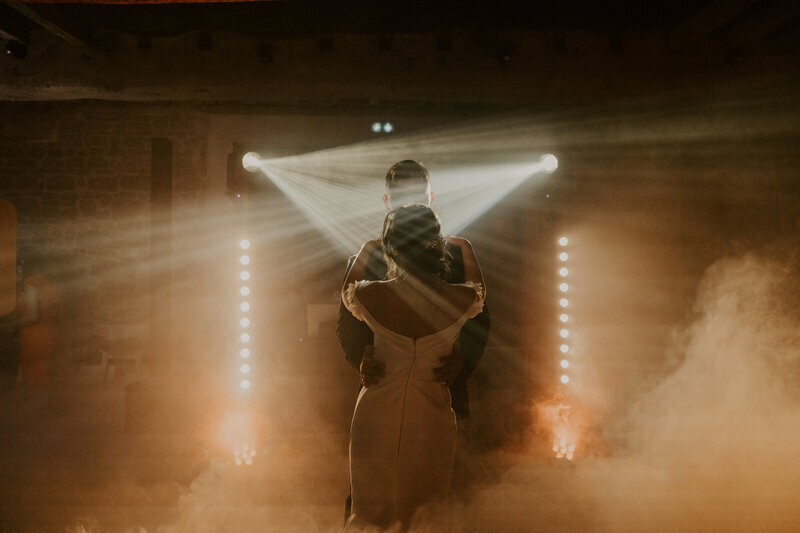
(384, 159, 430, 189)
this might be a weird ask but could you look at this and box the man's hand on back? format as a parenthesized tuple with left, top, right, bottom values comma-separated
(359, 345, 385, 388)
(434, 340, 464, 386)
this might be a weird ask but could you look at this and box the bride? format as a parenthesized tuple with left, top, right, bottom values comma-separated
(341, 204, 486, 531)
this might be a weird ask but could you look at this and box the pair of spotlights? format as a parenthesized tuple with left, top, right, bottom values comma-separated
(372, 122, 394, 133)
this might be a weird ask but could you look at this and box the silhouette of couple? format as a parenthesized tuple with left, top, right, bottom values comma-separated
(337, 160, 491, 531)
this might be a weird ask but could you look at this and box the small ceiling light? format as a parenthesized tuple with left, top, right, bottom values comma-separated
(372, 122, 382, 133)
(383, 122, 394, 133)
(5, 41, 27, 60)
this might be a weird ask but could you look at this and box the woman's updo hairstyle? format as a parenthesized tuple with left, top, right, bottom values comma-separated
(381, 204, 450, 279)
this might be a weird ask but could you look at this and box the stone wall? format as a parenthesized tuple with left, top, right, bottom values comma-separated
(0, 102, 209, 377)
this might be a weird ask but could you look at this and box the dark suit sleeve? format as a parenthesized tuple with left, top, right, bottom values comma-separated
(336, 251, 387, 371)
(458, 303, 490, 377)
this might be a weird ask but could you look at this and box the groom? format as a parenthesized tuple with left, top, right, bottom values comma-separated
(337, 159, 491, 418)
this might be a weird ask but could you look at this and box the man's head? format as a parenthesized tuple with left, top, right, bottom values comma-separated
(383, 159, 434, 209)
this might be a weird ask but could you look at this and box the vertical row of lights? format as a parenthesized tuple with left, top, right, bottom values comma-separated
(239, 239, 252, 391)
(557, 236, 570, 385)
(554, 235, 575, 461)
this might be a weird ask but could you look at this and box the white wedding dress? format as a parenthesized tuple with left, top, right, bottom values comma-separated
(342, 280, 485, 531)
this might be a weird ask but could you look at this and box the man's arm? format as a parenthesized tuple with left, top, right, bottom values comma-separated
(337, 255, 373, 370)
(336, 245, 388, 372)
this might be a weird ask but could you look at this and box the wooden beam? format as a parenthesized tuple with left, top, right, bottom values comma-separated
(5, 1, 85, 46)
(723, 0, 800, 44)
(668, 0, 756, 50)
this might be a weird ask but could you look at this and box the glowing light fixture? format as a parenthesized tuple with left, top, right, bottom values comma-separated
(561, 360, 570, 368)
(560, 313, 569, 323)
(559, 298, 568, 308)
(371, 122, 382, 133)
(240, 364, 250, 374)
(240, 317, 250, 327)
(559, 283, 569, 292)
(242, 152, 261, 173)
(240, 239, 250, 250)
(240, 255, 250, 265)
(240, 348, 250, 358)
(559, 252, 568, 262)
(383, 122, 394, 133)
(560, 344, 569, 353)
(240, 271, 250, 281)
(560, 375, 570, 384)
(240, 287, 250, 297)
(541, 154, 558, 173)
(559, 329, 569, 338)
(240, 301, 250, 312)
(559, 267, 568, 277)
(558, 237, 568, 246)
(240, 333, 250, 343)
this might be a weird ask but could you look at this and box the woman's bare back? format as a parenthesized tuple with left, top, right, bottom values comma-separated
(356, 280, 477, 338)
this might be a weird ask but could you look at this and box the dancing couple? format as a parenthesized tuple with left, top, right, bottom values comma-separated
(338, 160, 490, 531)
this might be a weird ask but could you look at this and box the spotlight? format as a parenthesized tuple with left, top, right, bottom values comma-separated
(560, 344, 569, 353)
(5, 40, 27, 60)
(559, 282, 568, 292)
(559, 328, 569, 338)
(240, 317, 250, 327)
(240, 255, 250, 265)
(560, 360, 570, 368)
(240, 287, 250, 297)
(541, 154, 558, 173)
(240, 240, 250, 250)
(371, 122, 382, 133)
(558, 237, 568, 246)
(240, 271, 250, 281)
(560, 375, 570, 384)
(559, 252, 568, 262)
(240, 333, 250, 343)
(240, 301, 250, 312)
(559, 267, 568, 277)
(560, 314, 569, 323)
(240, 348, 250, 358)
(560, 298, 568, 307)
(242, 152, 261, 173)
(383, 122, 394, 133)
